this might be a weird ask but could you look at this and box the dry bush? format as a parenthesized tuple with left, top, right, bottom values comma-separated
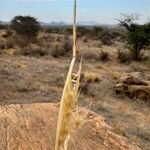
(80, 82, 102, 97)
(97, 28, 123, 45)
(5, 38, 14, 49)
(0, 24, 8, 29)
(99, 50, 109, 61)
(51, 44, 65, 58)
(8, 35, 28, 48)
(117, 49, 131, 64)
(82, 37, 88, 43)
(63, 36, 72, 53)
(2, 30, 13, 38)
(21, 44, 49, 57)
(16, 38, 28, 48)
(83, 51, 98, 61)
(2, 32, 8, 38)
(6, 30, 13, 37)
(77, 26, 90, 37)
(0, 41, 5, 50)
(80, 82, 89, 95)
(51, 38, 72, 58)
(100, 32, 113, 46)
(36, 35, 53, 47)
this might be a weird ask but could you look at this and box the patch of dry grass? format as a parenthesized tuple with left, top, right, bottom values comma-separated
(82, 72, 101, 83)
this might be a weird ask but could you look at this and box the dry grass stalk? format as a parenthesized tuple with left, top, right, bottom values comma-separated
(55, 0, 84, 150)
(73, 0, 76, 58)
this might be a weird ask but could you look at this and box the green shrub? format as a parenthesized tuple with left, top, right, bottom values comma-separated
(10, 16, 40, 41)
(118, 14, 150, 60)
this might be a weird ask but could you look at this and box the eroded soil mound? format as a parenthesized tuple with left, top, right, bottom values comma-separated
(0, 103, 140, 150)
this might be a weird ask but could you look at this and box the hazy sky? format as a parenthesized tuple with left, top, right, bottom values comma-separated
(0, 0, 150, 24)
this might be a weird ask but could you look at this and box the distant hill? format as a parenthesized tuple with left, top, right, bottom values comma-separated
(39, 21, 101, 27)
(0, 21, 9, 25)
(77, 21, 100, 26)
(0, 20, 119, 28)
(39, 21, 67, 27)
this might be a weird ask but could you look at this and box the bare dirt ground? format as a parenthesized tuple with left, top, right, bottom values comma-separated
(0, 30, 150, 150)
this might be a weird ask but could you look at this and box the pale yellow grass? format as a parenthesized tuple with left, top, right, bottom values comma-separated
(55, 0, 85, 150)
(83, 72, 101, 82)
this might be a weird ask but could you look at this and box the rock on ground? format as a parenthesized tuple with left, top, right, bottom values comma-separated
(115, 72, 150, 100)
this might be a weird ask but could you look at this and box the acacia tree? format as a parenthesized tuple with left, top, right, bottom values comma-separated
(118, 14, 150, 60)
(11, 16, 40, 41)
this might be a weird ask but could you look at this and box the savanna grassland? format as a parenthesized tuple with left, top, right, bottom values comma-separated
(0, 24, 150, 149)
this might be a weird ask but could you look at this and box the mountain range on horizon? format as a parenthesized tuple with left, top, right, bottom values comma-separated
(0, 20, 119, 27)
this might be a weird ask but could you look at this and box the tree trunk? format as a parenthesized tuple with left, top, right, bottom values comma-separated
(133, 44, 140, 61)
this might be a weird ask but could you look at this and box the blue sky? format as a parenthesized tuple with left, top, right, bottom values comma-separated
(0, 0, 150, 24)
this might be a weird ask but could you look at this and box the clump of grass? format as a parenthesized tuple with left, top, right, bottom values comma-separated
(111, 71, 122, 80)
(55, 1, 87, 150)
(82, 72, 101, 83)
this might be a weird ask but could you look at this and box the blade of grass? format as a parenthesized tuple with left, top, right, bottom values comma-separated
(55, 0, 83, 150)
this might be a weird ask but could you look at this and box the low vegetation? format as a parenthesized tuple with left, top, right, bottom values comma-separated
(0, 12, 150, 150)
(118, 14, 150, 60)
(117, 49, 131, 63)
(99, 50, 109, 61)
(10, 16, 40, 41)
